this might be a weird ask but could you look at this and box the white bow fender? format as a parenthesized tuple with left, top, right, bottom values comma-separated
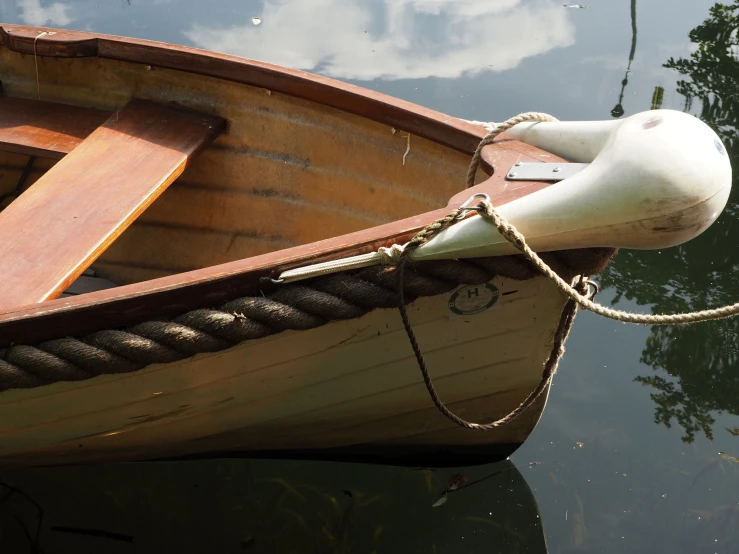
(412, 110, 733, 260)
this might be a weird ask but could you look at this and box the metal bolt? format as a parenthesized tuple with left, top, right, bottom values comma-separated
(514, 162, 522, 166)
(508, 172, 517, 177)
(552, 167, 561, 173)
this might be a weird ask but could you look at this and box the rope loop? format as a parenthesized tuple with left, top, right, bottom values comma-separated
(5, 105, 730, 439)
(396, 110, 739, 431)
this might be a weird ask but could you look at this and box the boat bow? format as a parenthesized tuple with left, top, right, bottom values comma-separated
(413, 109, 733, 260)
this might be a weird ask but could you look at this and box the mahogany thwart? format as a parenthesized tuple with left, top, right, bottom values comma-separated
(0, 99, 225, 310)
(0, 96, 111, 159)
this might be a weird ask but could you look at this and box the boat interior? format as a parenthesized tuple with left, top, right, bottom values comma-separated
(0, 47, 487, 310)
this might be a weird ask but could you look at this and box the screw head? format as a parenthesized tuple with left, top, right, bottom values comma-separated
(508, 172, 517, 178)
(552, 167, 561, 172)
(514, 162, 522, 166)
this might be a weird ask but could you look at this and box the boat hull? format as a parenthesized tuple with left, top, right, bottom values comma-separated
(0, 24, 608, 467)
(0, 274, 565, 467)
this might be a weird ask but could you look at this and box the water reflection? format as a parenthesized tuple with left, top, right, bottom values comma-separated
(600, 1, 739, 443)
(0, 0, 738, 551)
(184, 0, 576, 80)
(0, 458, 547, 553)
(15, 0, 73, 26)
(610, 0, 637, 118)
(1, 0, 582, 81)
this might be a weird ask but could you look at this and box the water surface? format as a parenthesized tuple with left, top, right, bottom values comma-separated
(0, 0, 738, 552)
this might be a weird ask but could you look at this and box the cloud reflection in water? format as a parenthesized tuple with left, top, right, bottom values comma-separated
(185, 0, 576, 80)
(17, 0, 73, 26)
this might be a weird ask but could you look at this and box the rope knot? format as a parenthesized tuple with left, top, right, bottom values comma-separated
(377, 244, 405, 265)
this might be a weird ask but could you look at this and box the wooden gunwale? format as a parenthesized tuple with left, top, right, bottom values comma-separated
(0, 24, 489, 156)
(0, 24, 564, 346)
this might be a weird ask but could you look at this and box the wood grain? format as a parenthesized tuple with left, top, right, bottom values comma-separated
(0, 26, 563, 342)
(0, 25, 98, 57)
(0, 96, 111, 158)
(0, 176, 551, 344)
(0, 162, 558, 344)
(0, 24, 490, 162)
(0, 25, 581, 466)
(0, 99, 224, 309)
(0, 275, 564, 467)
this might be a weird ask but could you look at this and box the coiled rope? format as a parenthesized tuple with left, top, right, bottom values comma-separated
(0, 250, 611, 391)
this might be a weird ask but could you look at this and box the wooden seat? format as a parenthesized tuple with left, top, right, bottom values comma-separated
(0, 98, 225, 309)
(0, 96, 112, 158)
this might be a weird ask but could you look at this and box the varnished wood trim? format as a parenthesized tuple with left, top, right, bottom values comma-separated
(0, 26, 98, 57)
(0, 207, 466, 343)
(0, 99, 226, 308)
(0, 97, 112, 158)
(0, 168, 563, 345)
(0, 25, 555, 171)
(0, 24, 487, 156)
(0, 24, 568, 344)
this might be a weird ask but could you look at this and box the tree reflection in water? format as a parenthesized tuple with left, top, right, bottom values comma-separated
(599, 1, 739, 442)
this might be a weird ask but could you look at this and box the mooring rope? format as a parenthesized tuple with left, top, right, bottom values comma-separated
(395, 202, 591, 429)
(396, 111, 739, 431)
(463, 112, 739, 325)
(4, 109, 730, 438)
(477, 199, 739, 324)
(464, 112, 559, 189)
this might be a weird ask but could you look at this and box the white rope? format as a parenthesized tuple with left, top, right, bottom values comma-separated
(277, 110, 739, 328)
(33, 31, 48, 101)
(477, 198, 739, 325)
(33, 31, 56, 100)
(460, 119, 498, 132)
(457, 111, 739, 326)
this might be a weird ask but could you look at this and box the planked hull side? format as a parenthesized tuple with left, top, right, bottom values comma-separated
(0, 47, 490, 285)
(0, 274, 566, 467)
(0, 25, 601, 467)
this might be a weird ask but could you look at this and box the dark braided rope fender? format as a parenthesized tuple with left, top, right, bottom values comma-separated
(0, 249, 615, 392)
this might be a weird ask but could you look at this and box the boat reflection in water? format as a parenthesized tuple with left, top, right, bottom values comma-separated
(0, 457, 549, 553)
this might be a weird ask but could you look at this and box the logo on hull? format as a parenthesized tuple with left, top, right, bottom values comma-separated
(448, 283, 499, 315)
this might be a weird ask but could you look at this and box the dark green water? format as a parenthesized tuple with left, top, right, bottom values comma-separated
(0, 0, 738, 552)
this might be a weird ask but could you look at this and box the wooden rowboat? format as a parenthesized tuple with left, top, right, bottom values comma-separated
(0, 25, 731, 468)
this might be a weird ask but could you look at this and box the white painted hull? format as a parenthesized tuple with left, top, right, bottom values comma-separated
(0, 274, 567, 467)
